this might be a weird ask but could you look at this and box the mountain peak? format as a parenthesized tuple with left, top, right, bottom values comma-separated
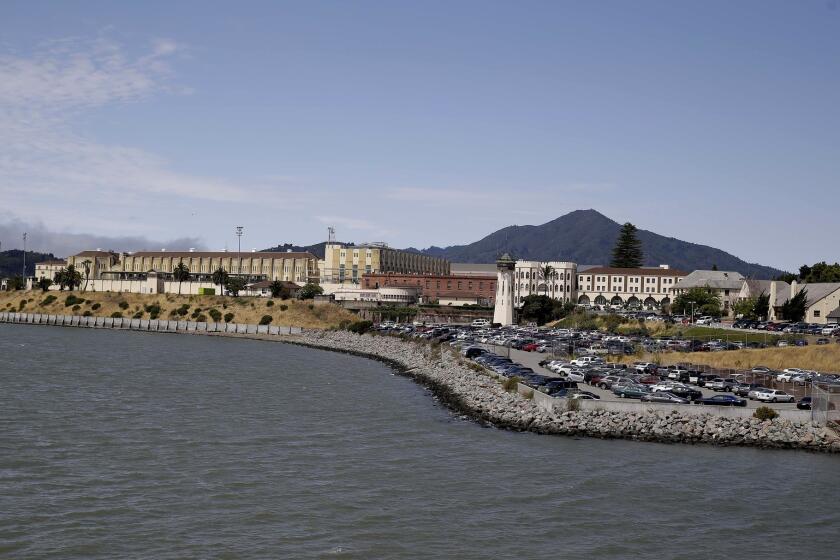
(417, 209, 785, 278)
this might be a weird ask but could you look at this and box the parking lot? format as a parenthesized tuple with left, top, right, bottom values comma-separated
(375, 321, 839, 413)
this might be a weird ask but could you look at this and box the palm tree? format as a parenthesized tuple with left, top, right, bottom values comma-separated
(540, 263, 555, 296)
(54, 268, 66, 291)
(173, 261, 191, 295)
(81, 259, 92, 292)
(211, 266, 229, 295)
(65, 265, 82, 291)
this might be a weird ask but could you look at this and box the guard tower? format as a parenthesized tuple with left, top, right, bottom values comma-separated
(493, 253, 516, 326)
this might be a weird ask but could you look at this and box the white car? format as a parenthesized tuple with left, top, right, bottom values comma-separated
(562, 370, 586, 383)
(651, 382, 679, 393)
(695, 316, 715, 325)
(471, 319, 490, 327)
(570, 356, 603, 367)
(822, 325, 839, 335)
(777, 369, 802, 382)
(753, 389, 795, 403)
(667, 368, 688, 380)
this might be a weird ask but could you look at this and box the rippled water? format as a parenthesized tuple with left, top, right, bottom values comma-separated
(1, 324, 838, 559)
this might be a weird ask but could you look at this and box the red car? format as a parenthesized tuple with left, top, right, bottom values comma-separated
(638, 375, 660, 385)
(522, 343, 540, 352)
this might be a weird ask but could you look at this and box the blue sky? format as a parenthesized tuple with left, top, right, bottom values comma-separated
(1, 1, 838, 270)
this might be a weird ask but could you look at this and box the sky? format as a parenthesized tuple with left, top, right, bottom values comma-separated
(1, 1, 838, 270)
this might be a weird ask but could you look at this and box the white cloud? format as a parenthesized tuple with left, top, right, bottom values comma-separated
(0, 35, 288, 220)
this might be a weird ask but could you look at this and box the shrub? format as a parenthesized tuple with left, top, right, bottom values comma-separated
(338, 319, 351, 330)
(64, 295, 83, 307)
(266, 300, 274, 307)
(196, 314, 207, 323)
(118, 301, 129, 310)
(83, 310, 93, 317)
(72, 305, 81, 311)
(259, 315, 273, 325)
(133, 311, 143, 319)
(208, 309, 222, 322)
(280, 304, 288, 312)
(346, 320, 373, 334)
(224, 312, 234, 323)
(18, 300, 27, 310)
(110, 312, 123, 318)
(502, 377, 521, 392)
(308, 304, 314, 310)
(754, 406, 779, 421)
(176, 304, 190, 316)
(92, 303, 101, 311)
(40, 295, 57, 306)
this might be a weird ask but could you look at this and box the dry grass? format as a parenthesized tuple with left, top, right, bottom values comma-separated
(0, 290, 357, 329)
(624, 345, 840, 373)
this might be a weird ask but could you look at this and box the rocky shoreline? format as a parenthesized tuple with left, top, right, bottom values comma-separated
(289, 330, 840, 453)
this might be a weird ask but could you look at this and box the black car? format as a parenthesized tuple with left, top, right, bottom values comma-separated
(797, 397, 812, 410)
(696, 394, 747, 407)
(667, 386, 702, 401)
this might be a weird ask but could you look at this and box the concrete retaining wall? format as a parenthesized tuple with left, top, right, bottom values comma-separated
(0, 312, 300, 339)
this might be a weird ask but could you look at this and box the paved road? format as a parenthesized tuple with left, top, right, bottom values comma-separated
(479, 344, 800, 411)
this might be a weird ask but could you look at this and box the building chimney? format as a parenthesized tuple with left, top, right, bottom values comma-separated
(791, 280, 798, 300)
(768, 281, 777, 320)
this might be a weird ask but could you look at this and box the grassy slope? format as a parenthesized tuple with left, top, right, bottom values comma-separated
(622, 345, 840, 373)
(0, 290, 357, 330)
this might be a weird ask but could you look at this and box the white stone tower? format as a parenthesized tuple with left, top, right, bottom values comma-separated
(493, 253, 516, 326)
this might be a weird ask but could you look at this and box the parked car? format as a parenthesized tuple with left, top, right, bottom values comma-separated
(754, 389, 795, 403)
(640, 392, 689, 404)
(705, 378, 738, 392)
(797, 397, 812, 410)
(597, 375, 633, 390)
(696, 394, 747, 407)
(612, 384, 651, 399)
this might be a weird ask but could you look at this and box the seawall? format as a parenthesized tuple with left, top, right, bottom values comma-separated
(3, 312, 838, 453)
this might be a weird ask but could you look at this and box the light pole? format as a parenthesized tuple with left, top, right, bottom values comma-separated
(22, 232, 27, 287)
(235, 226, 243, 280)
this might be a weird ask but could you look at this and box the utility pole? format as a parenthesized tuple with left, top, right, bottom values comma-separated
(22, 232, 27, 286)
(235, 226, 244, 280)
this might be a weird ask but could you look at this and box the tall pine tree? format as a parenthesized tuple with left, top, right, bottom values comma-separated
(610, 222, 643, 268)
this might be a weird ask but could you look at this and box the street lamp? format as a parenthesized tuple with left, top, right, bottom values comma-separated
(235, 226, 243, 279)
(22, 232, 27, 287)
(687, 300, 696, 323)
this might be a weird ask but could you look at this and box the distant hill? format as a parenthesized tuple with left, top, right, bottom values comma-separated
(261, 242, 328, 259)
(410, 210, 786, 279)
(0, 250, 59, 278)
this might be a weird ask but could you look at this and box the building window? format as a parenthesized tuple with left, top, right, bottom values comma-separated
(814, 310, 821, 318)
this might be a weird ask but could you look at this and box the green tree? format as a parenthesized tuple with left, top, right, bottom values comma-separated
(56, 265, 82, 292)
(224, 276, 247, 296)
(781, 288, 808, 322)
(520, 294, 556, 325)
(269, 280, 289, 299)
(211, 267, 229, 294)
(672, 287, 722, 318)
(539, 263, 555, 295)
(733, 297, 756, 319)
(298, 283, 324, 300)
(36, 277, 53, 292)
(754, 292, 770, 320)
(173, 261, 191, 295)
(610, 222, 643, 268)
(8, 276, 25, 290)
(800, 262, 840, 283)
